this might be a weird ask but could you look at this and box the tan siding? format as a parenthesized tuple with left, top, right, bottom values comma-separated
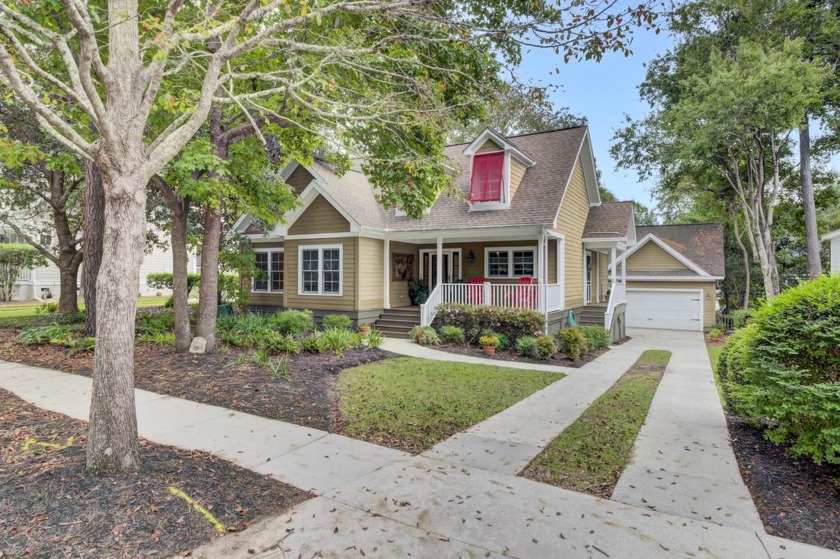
(627, 281, 717, 327)
(547, 239, 557, 283)
(248, 241, 286, 307)
(284, 238, 357, 311)
(286, 165, 314, 194)
(553, 158, 589, 308)
(357, 237, 384, 310)
(509, 158, 527, 200)
(597, 252, 609, 301)
(626, 242, 689, 271)
(475, 139, 503, 154)
(389, 241, 418, 308)
(288, 195, 351, 235)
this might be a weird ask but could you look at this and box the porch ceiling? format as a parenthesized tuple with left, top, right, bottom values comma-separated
(583, 239, 626, 251)
(386, 226, 544, 244)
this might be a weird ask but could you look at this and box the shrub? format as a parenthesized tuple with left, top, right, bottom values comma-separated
(136, 310, 175, 335)
(322, 313, 352, 330)
(516, 336, 538, 358)
(578, 326, 610, 352)
(36, 301, 59, 315)
(301, 332, 326, 353)
(408, 325, 440, 345)
(263, 333, 301, 355)
(436, 304, 544, 345)
(17, 323, 74, 346)
(478, 334, 500, 348)
(707, 327, 724, 339)
(439, 325, 465, 345)
(365, 328, 384, 349)
(270, 309, 315, 335)
(479, 328, 511, 350)
(556, 328, 588, 361)
(409, 279, 429, 305)
(720, 276, 840, 464)
(136, 332, 176, 346)
(535, 334, 557, 360)
(321, 327, 354, 354)
(731, 309, 754, 329)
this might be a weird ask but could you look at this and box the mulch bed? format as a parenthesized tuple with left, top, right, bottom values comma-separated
(433, 343, 608, 368)
(727, 415, 840, 551)
(0, 330, 394, 432)
(0, 389, 310, 559)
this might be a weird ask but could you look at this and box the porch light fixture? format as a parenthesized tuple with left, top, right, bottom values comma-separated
(467, 250, 475, 265)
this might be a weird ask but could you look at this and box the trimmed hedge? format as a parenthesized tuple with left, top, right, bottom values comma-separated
(718, 276, 840, 465)
(436, 303, 544, 345)
(731, 308, 754, 329)
(579, 326, 610, 352)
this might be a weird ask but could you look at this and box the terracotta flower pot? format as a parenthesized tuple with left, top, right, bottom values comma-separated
(358, 326, 371, 337)
(483, 346, 496, 355)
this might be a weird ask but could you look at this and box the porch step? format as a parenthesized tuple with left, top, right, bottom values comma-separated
(576, 305, 607, 328)
(374, 307, 421, 338)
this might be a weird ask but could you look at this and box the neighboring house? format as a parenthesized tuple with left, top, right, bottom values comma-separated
(232, 126, 725, 336)
(0, 226, 200, 301)
(823, 229, 840, 274)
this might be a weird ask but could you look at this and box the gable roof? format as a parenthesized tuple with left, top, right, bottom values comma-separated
(635, 223, 725, 277)
(583, 202, 634, 239)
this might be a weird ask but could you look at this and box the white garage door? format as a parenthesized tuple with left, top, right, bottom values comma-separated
(626, 289, 703, 331)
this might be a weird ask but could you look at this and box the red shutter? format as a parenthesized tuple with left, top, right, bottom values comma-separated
(469, 152, 504, 202)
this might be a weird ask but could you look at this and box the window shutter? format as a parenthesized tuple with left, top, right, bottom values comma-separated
(469, 152, 504, 202)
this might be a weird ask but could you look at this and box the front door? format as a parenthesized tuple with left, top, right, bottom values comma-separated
(585, 251, 593, 304)
(420, 249, 461, 290)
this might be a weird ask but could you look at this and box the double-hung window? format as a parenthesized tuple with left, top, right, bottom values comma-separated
(253, 250, 284, 292)
(299, 245, 342, 296)
(485, 248, 535, 278)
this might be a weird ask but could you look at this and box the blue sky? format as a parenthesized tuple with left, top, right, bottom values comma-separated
(517, 27, 675, 208)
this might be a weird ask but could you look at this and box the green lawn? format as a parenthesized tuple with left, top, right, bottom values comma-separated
(0, 296, 167, 319)
(521, 349, 671, 498)
(337, 357, 562, 454)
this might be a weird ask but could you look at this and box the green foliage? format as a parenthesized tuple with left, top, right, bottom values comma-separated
(269, 309, 315, 336)
(36, 302, 59, 315)
(322, 314, 352, 330)
(301, 332, 327, 353)
(731, 309, 754, 329)
(267, 354, 291, 380)
(578, 326, 611, 352)
(136, 311, 175, 335)
(707, 327, 724, 339)
(556, 328, 588, 361)
(136, 332, 176, 346)
(439, 325, 465, 344)
(436, 303, 545, 345)
(479, 328, 510, 350)
(145, 272, 201, 294)
(16, 323, 74, 345)
(408, 325, 440, 345)
(0, 244, 45, 301)
(262, 332, 302, 355)
(478, 334, 500, 348)
(322, 327, 355, 354)
(516, 336, 538, 358)
(719, 276, 840, 464)
(364, 328, 385, 350)
(535, 334, 558, 360)
(408, 280, 429, 305)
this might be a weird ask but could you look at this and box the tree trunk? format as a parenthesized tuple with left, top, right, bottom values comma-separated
(150, 176, 192, 352)
(799, 119, 822, 280)
(86, 171, 145, 476)
(195, 204, 221, 351)
(731, 210, 751, 309)
(58, 266, 79, 313)
(83, 160, 105, 336)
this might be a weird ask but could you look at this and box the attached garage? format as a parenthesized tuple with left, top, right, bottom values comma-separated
(625, 288, 704, 331)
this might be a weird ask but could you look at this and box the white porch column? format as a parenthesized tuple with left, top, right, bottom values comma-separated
(383, 238, 390, 309)
(435, 236, 443, 289)
(622, 249, 627, 284)
(537, 235, 545, 282)
(610, 246, 616, 286)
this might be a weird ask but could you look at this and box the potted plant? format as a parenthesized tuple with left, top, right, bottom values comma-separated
(358, 322, 371, 337)
(603, 288, 611, 302)
(707, 327, 724, 342)
(409, 279, 430, 305)
(479, 334, 500, 355)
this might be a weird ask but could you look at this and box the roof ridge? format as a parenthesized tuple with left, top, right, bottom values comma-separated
(444, 125, 587, 148)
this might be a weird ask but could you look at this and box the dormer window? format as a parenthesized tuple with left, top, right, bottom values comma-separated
(469, 152, 505, 203)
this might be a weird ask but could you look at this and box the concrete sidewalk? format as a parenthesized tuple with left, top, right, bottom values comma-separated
(611, 329, 764, 531)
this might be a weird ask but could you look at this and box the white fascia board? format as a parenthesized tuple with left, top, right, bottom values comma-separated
(580, 129, 601, 207)
(281, 181, 361, 233)
(622, 233, 711, 277)
(821, 229, 840, 241)
(627, 275, 724, 282)
(462, 128, 536, 167)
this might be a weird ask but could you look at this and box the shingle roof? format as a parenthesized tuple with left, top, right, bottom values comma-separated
(583, 202, 634, 239)
(636, 223, 725, 277)
(311, 126, 590, 231)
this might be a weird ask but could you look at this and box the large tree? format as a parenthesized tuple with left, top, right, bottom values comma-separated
(0, 0, 658, 475)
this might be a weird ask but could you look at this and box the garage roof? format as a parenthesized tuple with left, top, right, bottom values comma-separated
(636, 223, 725, 277)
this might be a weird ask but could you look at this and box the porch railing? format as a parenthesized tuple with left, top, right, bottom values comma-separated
(420, 282, 564, 326)
(604, 281, 626, 330)
(16, 268, 32, 282)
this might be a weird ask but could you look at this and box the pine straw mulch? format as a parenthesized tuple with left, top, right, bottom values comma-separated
(0, 329, 394, 432)
(727, 415, 840, 551)
(0, 389, 311, 559)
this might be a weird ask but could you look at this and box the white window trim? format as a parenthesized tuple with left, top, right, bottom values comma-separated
(252, 248, 285, 293)
(298, 244, 343, 297)
(469, 150, 511, 211)
(418, 249, 462, 283)
(484, 246, 537, 278)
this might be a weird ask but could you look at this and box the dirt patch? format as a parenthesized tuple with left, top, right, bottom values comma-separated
(727, 416, 840, 551)
(0, 330, 394, 431)
(433, 343, 608, 368)
(0, 389, 310, 559)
